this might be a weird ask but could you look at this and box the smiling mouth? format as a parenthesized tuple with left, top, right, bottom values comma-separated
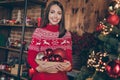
(52, 20, 58, 22)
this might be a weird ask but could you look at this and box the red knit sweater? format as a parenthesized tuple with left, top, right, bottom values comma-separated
(27, 24, 72, 80)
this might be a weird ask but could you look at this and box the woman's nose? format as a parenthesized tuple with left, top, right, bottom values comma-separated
(54, 13, 58, 18)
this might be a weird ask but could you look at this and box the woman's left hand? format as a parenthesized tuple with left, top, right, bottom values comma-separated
(55, 61, 72, 72)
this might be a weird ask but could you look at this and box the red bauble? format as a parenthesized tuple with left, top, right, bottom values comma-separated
(42, 56, 48, 61)
(53, 48, 66, 59)
(105, 60, 120, 78)
(116, 60, 120, 77)
(29, 68, 35, 78)
(96, 23, 104, 31)
(107, 14, 119, 25)
(37, 17, 41, 27)
(45, 48, 53, 56)
(48, 54, 63, 62)
(54, 54, 63, 62)
(48, 54, 56, 62)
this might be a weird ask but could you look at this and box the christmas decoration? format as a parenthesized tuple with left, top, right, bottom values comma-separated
(87, 51, 109, 72)
(36, 48, 66, 62)
(37, 17, 41, 27)
(29, 68, 35, 78)
(75, 0, 120, 80)
(107, 14, 119, 25)
(105, 60, 120, 78)
(86, 51, 109, 80)
(48, 54, 63, 62)
(35, 51, 45, 60)
(45, 48, 54, 56)
(94, 1, 120, 55)
(15, 10, 22, 24)
(96, 23, 105, 31)
(53, 48, 66, 59)
(42, 56, 48, 61)
(35, 48, 70, 73)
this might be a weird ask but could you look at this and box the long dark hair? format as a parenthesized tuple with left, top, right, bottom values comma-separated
(40, 1, 66, 38)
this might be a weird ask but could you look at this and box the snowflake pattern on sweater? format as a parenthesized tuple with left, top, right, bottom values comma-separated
(29, 28, 72, 52)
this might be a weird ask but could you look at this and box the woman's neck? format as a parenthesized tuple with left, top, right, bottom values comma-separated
(45, 24, 59, 32)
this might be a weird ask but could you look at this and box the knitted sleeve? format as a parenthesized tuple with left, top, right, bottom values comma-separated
(65, 32, 73, 69)
(27, 28, 40, 69)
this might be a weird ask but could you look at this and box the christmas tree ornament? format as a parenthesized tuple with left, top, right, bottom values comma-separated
(29, 68, 35, 78)
(48, 54, 56, 62)
(54, 54, 63, 62)
(42, 56, 48, 61)
(35, 51, 45, 60)
(96, 23, 105, 31)
(48, 54, 63, 62)
(37, 17, 41, 27)
(26, 17, 31, 26)
(108, 0, 120, 15)
(108, 1, 117, 15)
(15, 10, 22, 24)
(105, 60, 120, 78)
(45, 48, 54, 56)
(107, 14, 119, 25)
(53, 48, 66, 59)
(114, 0, 120, 8)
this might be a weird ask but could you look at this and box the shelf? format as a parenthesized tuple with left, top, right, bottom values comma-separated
(0, 0, 46, 8)
(0, 0, 46, 79)
(0, 46, 27, 54)
(0, 24, 37, 28)
(0, 70, 27, 80)
(29, 0, 46, 7)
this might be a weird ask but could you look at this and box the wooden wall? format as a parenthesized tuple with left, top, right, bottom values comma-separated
(47, 0, 111, 35)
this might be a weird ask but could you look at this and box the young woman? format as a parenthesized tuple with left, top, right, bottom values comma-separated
(27, 1, 72, 80)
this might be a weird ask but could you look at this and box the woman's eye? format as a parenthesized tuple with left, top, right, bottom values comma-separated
(50, 11, 54, 14)
(58, 12, 62, 15)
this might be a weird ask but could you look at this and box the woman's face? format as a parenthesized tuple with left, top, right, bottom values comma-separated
(48, 4, 62, 25)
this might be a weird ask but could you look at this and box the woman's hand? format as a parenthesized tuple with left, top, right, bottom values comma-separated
(44, 66, 58, 73)
(55, 61, 72, 72)
(35, 60, 72, 73)
(36, 65, 44, 72)
(36, 61, 58, 73)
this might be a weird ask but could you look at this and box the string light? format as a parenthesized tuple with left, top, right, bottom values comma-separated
(87, 51, 109, 72)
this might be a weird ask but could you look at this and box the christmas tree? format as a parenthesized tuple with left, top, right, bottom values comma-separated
(74, 0, 120, 80)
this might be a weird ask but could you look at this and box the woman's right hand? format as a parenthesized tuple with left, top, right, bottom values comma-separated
(36, 66, 44, 72)
(44, 66, 58, 73)
(36, 62, 58, 73)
